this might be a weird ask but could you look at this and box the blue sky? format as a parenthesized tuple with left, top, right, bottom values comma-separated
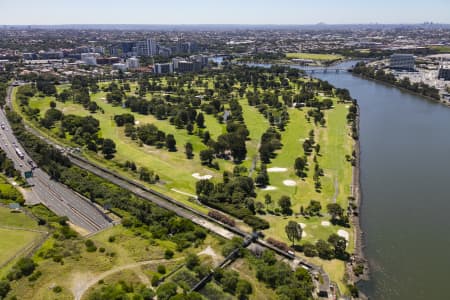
(1, 0, 449, 25)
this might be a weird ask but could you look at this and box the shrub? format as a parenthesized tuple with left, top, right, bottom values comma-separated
(151, 274, 160, 287)
(53, 286, 62, 293)
(164, 249, 174, 259)
(208, 210, 236, 226)
(85, 239, 97, 252)
(243, 215, 270, 230)
(157, 265, 166, 274)
(108, 236, 116, 243)
(266, 237, 291, 253)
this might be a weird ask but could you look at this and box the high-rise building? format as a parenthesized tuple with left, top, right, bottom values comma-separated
(154, 63, 173, 74)
(390, 54, 415, 71)
(81, 53, 98, 66)
(126, 57, 140, 69)
(136, 39, 157, 57)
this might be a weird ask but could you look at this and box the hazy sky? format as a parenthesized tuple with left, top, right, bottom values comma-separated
(1, 0, 449, 25)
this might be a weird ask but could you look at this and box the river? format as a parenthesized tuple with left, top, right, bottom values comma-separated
(313, 61, 450, 300)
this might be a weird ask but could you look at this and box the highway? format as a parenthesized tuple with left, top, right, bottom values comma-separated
(1, 85, 112, 233)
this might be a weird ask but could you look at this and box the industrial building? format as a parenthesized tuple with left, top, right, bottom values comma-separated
(438, 67, 450, 81)
(390, 54, 415, 71)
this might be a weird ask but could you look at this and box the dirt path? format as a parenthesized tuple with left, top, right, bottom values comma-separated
(72, 258, 182, 300)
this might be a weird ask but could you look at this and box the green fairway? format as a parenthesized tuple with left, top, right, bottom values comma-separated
(14, 73, 355, 251)
(286, 52, 343, 61)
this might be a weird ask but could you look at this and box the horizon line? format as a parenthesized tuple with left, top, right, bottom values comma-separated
(1, 22, 449, 26)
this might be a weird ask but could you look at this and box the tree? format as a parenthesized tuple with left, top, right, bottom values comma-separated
(285, 220, 302, 246)
(156, 282, 178, 300)
(199, 149, 214, 165)
(222, 270, 239, 294)
(236, 279, 252, 300)
(305, 200, 322, 216)
(255, 164, 269, 187)
(196, 112, 205, 128)
(165, 134, 177, 151)
(278, 195, 292, 215)
(327, 203, 344, 222)
(102, 138, 116, 159)
(294, 156, 308, 177)
(315, 239, 334, 260)
(328, 233, 348, 259)
(0, 280, 10, 299)
(186, 122, 194, 135)
(185, 142, 194, 159)
(185, 253, 200, 270)
(264, 194, 272, 208)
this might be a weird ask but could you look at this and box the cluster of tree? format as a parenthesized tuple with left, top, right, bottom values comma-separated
(213, 268, 253, 300)
(248, 94, 290, 130)
(196, 167, 269, 230)
(36, 76, 57, 96)
(352, 62, 441, 100)
(113, 113, 135, 126)
(346, 100, 359, 140)
(58, 75, 99, 112)
(199, 121, 248, 164)
(302, 233, 349, 260)
(327, 203, 350, 227)
(88, 281, 155, 300)
(300, 200, 322, 217)
(105, 81, 126, 106)
(136, 123, 176, 151)
(251, 250, 314, 299)
(0, 148, 21, 179)
(259, 127, 282, 164)
(306, 108, 326, 126)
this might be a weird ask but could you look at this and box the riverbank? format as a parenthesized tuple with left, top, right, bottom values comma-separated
(347, 103, 370, 284)
(349, 69, 448, 106)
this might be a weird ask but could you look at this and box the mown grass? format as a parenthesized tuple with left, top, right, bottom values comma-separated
(0, 206, 45, 277)
(286, 53, 343, 61)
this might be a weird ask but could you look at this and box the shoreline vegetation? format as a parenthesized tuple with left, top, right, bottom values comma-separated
(350, 62, 445, 105)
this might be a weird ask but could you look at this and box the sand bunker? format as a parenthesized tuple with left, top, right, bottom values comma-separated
(267, 167, 288, 173)
(302, 231, 307, 238)
(135, 120, 140, 125)
(321, 221, 331, 227)
(337, 229, 349, 241)
(283, 180, 297, 186)
(298, 223, 306, 229)
(192, 173, 213, 180)
(261, 185, 277, 191)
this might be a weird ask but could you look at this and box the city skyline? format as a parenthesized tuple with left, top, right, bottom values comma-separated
(1, 0, 449, 25)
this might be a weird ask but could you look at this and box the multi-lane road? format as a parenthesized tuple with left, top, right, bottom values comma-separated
(1, 85, 112, 233)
